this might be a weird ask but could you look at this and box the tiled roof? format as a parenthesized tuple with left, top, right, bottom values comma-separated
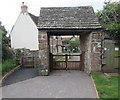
(29, 13, 38, 25)
(38, 6, 101, 29)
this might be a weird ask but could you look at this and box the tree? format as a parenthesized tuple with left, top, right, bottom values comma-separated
(62, 37, 80, 52)
(0, 21, 13, 61)
(97, 1, 120, 25)
(70, 38, 80, 52)
(62, 39, 70, 44)
(97, 1, 120, 46)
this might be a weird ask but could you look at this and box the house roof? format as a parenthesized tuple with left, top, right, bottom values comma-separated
(28, 13, 38, 25)
(38, 6, 102, 30)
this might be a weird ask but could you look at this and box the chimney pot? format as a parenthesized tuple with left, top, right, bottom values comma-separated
(22, 2, 24, 5)
(21, 2, 28, 12)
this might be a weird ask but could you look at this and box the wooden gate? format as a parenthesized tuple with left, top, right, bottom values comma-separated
(22, 56, 34, 67)
(51, 54, 82, 70)
(102, 39, 120, 72)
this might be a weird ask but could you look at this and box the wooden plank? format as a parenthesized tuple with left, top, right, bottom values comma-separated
(52, 54, 82, 70)
(55, 61, 80, 62)
(53, 61, 66, 69)
(53, 54, 81, 56)
(65, 55, 68, 70)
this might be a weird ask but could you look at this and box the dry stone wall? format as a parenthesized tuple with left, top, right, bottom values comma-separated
(13, 49, 39, 67)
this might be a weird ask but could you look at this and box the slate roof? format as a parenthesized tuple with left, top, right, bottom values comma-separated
(38, 6, 101, 29)
(29, 13, 38, 25)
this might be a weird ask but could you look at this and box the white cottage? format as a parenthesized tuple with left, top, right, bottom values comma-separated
(10, 2, 39, 50)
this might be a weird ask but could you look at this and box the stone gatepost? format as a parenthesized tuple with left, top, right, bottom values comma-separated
(80, 33, 92, 74)
(38, 31, 49, 75)
(80, 31, 102, 74)
(90, 31, 102, 72)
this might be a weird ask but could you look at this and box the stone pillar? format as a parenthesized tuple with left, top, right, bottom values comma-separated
(80, 31, 102, 74)
(91, 31, 102, 72)
(38, 31, 49, 75)
(80, 33, 92, 74)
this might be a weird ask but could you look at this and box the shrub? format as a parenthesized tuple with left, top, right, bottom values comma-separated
(1, 58, 17, 75)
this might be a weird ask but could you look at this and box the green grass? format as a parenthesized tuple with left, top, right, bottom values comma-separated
(0, 59, 17, 76)
(92, 72, 119, 99)
(55, 57, 65, 61)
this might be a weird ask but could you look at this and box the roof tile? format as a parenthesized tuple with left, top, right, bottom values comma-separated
(38, 6, 101, 29)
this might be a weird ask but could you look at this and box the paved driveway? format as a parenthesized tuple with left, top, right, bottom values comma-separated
(2, 70, 97, 98)
(2, 68, 38, 86)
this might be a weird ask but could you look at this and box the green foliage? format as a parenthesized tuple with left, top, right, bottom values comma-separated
(0, 30, 4, 34)
(108, 24, 120, 44)
(92, 72, 119, 98)
(62, 39, 70, 44)
(0, 21, 14, 61)
(1, 58, 17, 75)
(96, 1, 120, 45)
(0, 21, 17, 76)
(2, 45, 14, 61)
(69, 38, 80, 52)
(62, 37, 80, 52)
(97, 2, 120, 26)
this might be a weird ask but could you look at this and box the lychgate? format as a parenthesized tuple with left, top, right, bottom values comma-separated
(37, 6, 102, 75)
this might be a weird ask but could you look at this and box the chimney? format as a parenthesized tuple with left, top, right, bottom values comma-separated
(21, 2, 28, 12)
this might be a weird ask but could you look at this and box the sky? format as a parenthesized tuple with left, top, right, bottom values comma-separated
(0, 0, 119, 32)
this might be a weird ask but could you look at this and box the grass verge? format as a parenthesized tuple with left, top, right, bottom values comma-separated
(0, 59, 17, 76)
(55, 57, 65, 61)
(92, 72, 119, 99)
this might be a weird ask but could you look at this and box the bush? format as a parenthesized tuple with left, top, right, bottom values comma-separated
(2, 45, 14, 62)
(1, 58, 17, 75)
(96, 1, 120, 46)
(108, 24, 120, 46)
(0, 23, 13, 61)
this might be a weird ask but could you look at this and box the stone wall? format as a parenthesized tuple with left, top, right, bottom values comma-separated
(91, 31, 102, 72)
(37, 30, 102, 75)
(22, 50, 39, 67)
(80, 31, 102, 74)
(38, 31, 49, 75)
(13, 49, 39, 67)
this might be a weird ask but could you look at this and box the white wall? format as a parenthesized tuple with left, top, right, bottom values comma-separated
(10, 12, 39, 50)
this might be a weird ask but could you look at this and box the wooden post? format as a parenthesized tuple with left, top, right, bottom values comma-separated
(65, 54, 68, 70)
(51, 53, 53, 71)
(49, 53, 53, 71)
(33, 52, 35, 68)
(80, 54, 82, 70)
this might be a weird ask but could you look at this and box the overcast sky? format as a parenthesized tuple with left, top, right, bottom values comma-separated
(0, 0, 119, 32)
